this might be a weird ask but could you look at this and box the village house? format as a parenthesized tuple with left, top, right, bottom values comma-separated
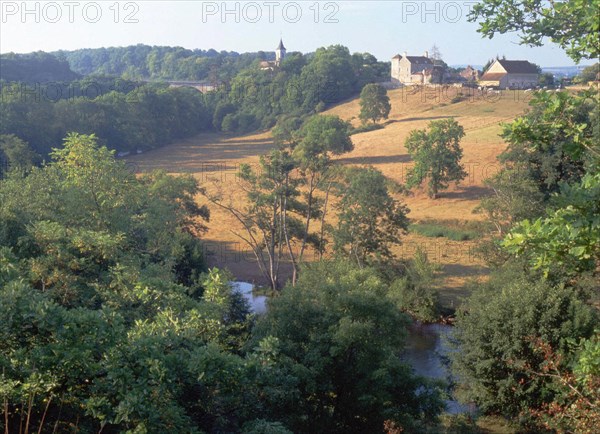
(479, 59, 539, 89)
(260, 38, 286, 71)
(460, 65, 480, 82)
(391, 51, 443, 85)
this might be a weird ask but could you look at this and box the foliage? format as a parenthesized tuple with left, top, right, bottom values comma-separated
(0, 83, 212, 156)
(410, 223, 481, 241)
(478, 89, 598, 238)
(575, 62, 600, 83)
(0, 135, 289, 433)
(503, 169, 600, 277)
(476, 166, 545, 236)
(538, 72, 555, 87)
(499, 90, 597, 197)
(55, 44, 262, 81)
(208, 114, 353, 288)
(405, 118, 467, 199)
(0, 52, 80, 82)
(526, 333, 600, 433)
(451, 266, 597, 420)
(468, 0, 600, 62)
(0, 134, 40, 174)
(359, 83, 391, 124)
(2, 44, 388, 158)
(389, 249, 442, 322)
(332, 166, 409, 268)
(252, 261, 445, 433)
(207, 147, 306, 290)
(348, 123, 384, 135)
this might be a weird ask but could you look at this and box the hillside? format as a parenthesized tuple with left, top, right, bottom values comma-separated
(128, 86, 532, 307)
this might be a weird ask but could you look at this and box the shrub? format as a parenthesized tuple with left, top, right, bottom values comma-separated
(452, 266, 596, 420)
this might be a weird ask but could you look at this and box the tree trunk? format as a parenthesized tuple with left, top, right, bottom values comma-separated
(319, 181, 333, 260)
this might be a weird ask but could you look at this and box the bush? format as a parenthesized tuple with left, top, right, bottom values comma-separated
(349, 123, 384, 135)
(389, 249, 441, 322)
(409, 220, 484, 241)
(451, 266, 596, 421)
(221, 112, 259, 134)
(450, 94, 466, 104)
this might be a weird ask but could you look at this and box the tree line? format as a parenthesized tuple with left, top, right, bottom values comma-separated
(1, 45, 389, 160)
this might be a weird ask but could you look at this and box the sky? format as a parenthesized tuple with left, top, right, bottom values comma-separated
(0, 1, 589, 67)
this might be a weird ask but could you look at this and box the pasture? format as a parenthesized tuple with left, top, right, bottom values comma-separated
(128, 87, 533, 308)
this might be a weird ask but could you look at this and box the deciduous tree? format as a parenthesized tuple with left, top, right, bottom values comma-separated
(405, 119, 467, 199)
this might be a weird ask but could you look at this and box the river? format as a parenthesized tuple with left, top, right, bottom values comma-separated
(232, 281, 474, 415)
(231, 281, 268, 314)
(402, 322, 475, 414)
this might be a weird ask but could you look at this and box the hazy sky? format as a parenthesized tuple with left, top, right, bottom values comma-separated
(0, 1, 586, 66)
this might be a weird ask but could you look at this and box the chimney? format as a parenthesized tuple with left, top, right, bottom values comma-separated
(403, 51, 407, 57)
(425, 50, 429, 58)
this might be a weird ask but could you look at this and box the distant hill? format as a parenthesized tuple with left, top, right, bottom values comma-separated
(541, 65, 591, 77)
(0, 52, 80, 83)
(53, 44, 273, 81)
(451, 64, 590, 78)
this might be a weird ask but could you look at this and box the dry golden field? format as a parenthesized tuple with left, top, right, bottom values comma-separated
(128, 87, 533, 307)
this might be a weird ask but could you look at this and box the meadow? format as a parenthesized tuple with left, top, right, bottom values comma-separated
(128, 87, 533, 308)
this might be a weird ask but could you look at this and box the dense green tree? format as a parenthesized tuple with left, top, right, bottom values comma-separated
(0, 134, 283, 433)
(460, 4, 600, 432)
(0, 52, 80, 82)
(405, 119, 467, 199)
(575, 62, 600, 83)
(388, 248, 441, 322)
(499, 90, 597, 198)
(333, 166, 409, 268)
(358, 83, 391, 125)
(468, 0, 600, 62)
(0, 135, 40, 174)
(476, 166, 545, 236)
(503, 167, 600, 278)
(252, 261, 445, 433)
(451, 266, 596, 420)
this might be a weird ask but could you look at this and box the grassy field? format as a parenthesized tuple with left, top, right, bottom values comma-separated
(128, 87, 532, 308)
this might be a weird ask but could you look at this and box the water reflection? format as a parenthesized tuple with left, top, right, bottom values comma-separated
(403, 322, 475, 415)
(231, 281, 267, 314)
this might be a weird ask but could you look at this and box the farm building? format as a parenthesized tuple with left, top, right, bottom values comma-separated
(460, 65, 480, 82)
(479, 59, 539, 89)
(391, 51, 444, 85)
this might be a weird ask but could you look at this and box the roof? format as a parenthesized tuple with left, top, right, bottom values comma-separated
(392, 54, 402, 59)
(276, 39, 286, 51)
(496, 59, 539, 74)
(259, 61, 276, 69)
(405, 56, 433, 64)
(479, 72, 506, 81)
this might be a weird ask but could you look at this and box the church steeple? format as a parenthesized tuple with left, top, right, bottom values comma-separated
(275, 38, 286, 65)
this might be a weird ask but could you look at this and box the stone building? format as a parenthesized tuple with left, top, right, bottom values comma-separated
(479, 59, 539, 89)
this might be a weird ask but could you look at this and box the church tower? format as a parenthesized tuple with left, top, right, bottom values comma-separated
(275, 38, 286, 66)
